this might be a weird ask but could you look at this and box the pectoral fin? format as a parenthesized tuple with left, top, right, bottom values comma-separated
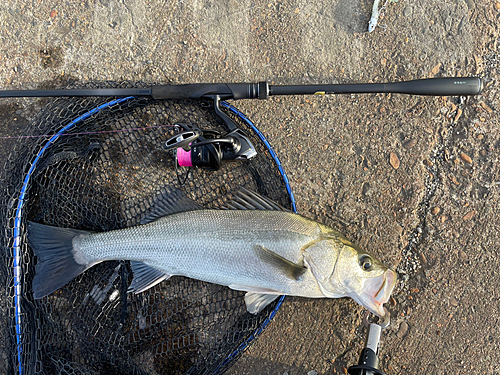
(253, 245, 306, 280)
(128, 261, 172, 293)
(244, 293, 280, 314)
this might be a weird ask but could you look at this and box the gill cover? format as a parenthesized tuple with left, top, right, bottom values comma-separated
(302, 237, 348, 298)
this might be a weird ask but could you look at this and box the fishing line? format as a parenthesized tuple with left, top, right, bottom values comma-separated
(0, 123, 178, 140)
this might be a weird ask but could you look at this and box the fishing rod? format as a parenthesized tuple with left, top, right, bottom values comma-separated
(0, 77, 483, 172)
(0, 77, 483, 99)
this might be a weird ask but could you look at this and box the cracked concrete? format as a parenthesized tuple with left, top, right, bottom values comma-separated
(1, 0, 499, 374)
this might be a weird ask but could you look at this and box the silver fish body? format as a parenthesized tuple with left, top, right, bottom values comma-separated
(28, 189, 396, 316)
(79, 210, 336, 296)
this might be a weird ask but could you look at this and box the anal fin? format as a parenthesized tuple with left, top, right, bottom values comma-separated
(129, 261, 172, 294)
(244, 293, 281, 314)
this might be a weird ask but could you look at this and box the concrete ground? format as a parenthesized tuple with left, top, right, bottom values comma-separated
(1, 0, 499, 374)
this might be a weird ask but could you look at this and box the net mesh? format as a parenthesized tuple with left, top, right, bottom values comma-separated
(0, 82, 293, 375)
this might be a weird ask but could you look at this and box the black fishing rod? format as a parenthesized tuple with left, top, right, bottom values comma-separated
(0, 77, 483, 99)
(0, 77, 483, 173)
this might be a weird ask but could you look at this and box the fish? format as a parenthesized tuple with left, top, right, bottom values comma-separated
(27, 188, 396, 317)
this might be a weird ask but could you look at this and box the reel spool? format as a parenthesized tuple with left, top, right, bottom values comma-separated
(166, 123, 257, 171)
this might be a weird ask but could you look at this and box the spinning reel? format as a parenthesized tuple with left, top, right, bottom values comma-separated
(164, 96, 257, 172)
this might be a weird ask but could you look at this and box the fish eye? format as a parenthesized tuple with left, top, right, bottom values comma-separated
(359, 255, 373, 271)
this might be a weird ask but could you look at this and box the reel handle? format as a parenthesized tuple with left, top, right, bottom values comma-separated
(165, 128, 201, 151)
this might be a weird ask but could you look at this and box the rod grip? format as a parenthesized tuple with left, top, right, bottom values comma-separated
(151, 83, 260, 100)
(386, 77, 482, 96)
(151, 84, 230, 100)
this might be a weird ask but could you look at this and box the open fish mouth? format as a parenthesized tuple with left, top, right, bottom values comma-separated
(347, 269, 397, 317)
(374, 269, 397, 305)
(370, 269, 397, 316)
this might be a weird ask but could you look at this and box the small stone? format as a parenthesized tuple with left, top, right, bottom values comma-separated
(419, 253, 427, 265)
(480, 102, 493, 113)
(307, 371, 318, 375)
(458, 250, 467, 260)
(450, 298, 459, 307)
(449, 175, 459, 185)
(477, 134, 484, 140)
(50, 10, 58, 19)
(403, 139, 417, 149)
(390, 152, 400, 170)
(463, 210, 476, 220)
(397, 321, 409, 338)
(431, 207, 440, 215)
(403, 6, 413, 16)
(495, 2, 500, 10)
(460, 152, 472, 164)
(430, 63, 441, 76)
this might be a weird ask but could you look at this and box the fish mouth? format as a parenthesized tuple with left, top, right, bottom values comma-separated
(375, 269, 397, 305)
(370, 269, 397, 316)
(346, 269, 397, 317)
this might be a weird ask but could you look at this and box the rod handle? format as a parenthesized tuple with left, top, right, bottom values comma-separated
(151, 83, 262, 100)
(386, 77, 482, 96)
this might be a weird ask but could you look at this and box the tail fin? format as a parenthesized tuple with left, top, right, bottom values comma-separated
(27, 221, 91, 299)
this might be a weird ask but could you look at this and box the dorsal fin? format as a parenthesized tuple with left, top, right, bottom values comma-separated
(221, 187, 289, 211)
(140, 188, 203, 224)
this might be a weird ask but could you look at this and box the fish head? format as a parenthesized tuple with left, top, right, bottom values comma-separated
(304, 235, 396, 317)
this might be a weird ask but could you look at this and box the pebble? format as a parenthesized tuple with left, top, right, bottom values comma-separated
(390, 152, 400, 170)
(458, 250, 467, 260)
(307, 371, 318, 375)
(463, 210, 476, 220)
(403, 139, 417, 149)
(403, 6, 413, 16)
(450, 298, 459, 307)
(480, 102, 493, 113)
(397, 321, 409, 338)
(430, 63, 441, 76)
(431, 207, 440, 215)
(495, 2, 500, 10)
(460, 152, 472, 164)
